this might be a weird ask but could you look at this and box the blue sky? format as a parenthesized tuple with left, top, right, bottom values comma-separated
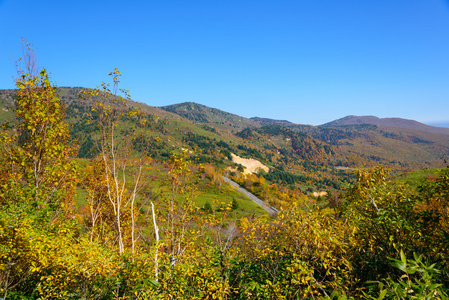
(1, 0, 449, 125)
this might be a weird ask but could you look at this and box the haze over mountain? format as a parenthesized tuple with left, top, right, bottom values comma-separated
(427, 122, 449, 129)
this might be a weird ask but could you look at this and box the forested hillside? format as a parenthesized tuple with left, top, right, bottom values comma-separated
(250, 116, 449, 170)
(1, 64, 448, 299)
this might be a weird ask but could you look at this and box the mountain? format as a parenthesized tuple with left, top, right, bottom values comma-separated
(160, 102, 256, 132)
(320, 115, 449, 135)
(157, 102, 449, 169)
(2, 87, 449, 175)
(232, 115, 449, 169)
(250, 117, 294, 127)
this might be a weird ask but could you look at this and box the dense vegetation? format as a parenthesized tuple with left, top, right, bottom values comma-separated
(1, 56, 448, 299)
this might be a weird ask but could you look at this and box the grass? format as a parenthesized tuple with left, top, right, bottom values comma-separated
(0, 107, 14, 121)
(195, 189, 266, 218)
(75, 188, 89, 207)
(397, 167, 442, 189)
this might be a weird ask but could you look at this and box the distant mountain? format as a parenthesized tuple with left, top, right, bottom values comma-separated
(160, 102, 256, 131)
(321, 115, 449, 135)
(250, 117, 293, 127)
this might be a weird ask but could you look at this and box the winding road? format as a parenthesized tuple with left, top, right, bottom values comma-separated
(222, 176, 278, 217)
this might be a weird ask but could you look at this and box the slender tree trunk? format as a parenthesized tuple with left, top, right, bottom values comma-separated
(151, 202, 159, 281)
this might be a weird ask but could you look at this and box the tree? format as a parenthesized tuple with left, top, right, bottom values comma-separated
(0, 41, 78, 298)
(0, 41, 78, 208)
(80, 69, 149, 254)
(342, 167, 449, 288)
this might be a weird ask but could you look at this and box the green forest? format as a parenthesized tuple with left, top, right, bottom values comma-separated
(1, 58, 449, 299)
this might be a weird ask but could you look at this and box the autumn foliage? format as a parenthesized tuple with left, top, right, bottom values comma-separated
(1, 52, 448, 299)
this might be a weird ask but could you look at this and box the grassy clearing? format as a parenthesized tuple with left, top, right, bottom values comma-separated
(195, 189, 266, 218)
(397, 167, 442, 188)
(75, 188, 89, 207)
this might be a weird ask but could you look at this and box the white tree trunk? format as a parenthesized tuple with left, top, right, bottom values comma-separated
(151, 202, 160, 281)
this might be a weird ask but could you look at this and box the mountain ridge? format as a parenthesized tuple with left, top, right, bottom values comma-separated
(160, 102, 257, 132)
(320, 115, 449, 135)
(2, 88, 448, 170)
(157, 102, 449, 168)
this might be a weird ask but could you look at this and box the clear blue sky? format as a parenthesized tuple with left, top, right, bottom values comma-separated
(1, 0, 449, 125)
